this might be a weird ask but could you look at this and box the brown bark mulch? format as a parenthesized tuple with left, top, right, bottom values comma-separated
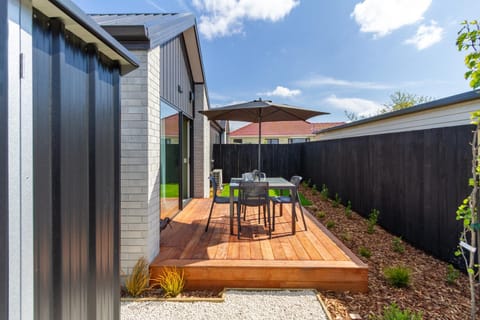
(299, 184, 478, 320)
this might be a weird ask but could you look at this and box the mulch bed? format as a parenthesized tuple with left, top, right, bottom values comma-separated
(299, 184, 479, 320)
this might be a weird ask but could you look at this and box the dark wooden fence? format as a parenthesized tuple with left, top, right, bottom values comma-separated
(213, 125, 473, 267)
(33, 12, 121, 320)
(213, 144, 302, 181)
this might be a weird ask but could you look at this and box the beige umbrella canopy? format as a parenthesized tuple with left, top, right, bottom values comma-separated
(199, 98, 328, 171)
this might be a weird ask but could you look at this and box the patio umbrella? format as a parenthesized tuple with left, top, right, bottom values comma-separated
(199, 98, 328, 171)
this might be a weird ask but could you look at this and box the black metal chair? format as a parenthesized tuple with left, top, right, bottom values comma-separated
(205, 175, 237, 232)
(242, 171, 267, 224)
(237, 181, 271, 239)
(270, 175, 307, 231)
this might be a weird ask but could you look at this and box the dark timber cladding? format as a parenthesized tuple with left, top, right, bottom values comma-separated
(212, 125, 473, 269)
(33, 10, 122, 320)
(0, 0, 8, 317)
(161, 36, 194, 117)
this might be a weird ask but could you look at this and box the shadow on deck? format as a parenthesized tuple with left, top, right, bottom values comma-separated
(151, 198, 368, 292)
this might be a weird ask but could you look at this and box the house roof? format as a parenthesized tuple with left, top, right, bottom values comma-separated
(229, 121, 344, 137)
(91, 13, 205, 83)
(319, 90, 480, 134)
(33, 0, 139, 75)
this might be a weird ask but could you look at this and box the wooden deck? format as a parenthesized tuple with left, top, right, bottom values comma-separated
(151, 198, 368, 292)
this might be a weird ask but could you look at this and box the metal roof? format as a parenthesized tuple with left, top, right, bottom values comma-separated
(90, 13, 196, 49)
(33, 0, 139, 75)
(90, 13, 205, 84)
(319, 90, 480, 134)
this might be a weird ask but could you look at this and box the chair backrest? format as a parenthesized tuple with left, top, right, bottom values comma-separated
(290, 175, 302, 188)
(251, 169, 266, 181)
(209, 175, 219, 200)
(238, 181, 269, 206)
(242, 172, 254, 181)
(290, 175, 302, 200)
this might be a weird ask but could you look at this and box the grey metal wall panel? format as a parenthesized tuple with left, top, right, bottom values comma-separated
(0, 0, 8, 317)
(33, 11, 121, 320)
(161, 36, 193, 116)
(33, 14, 54, 320)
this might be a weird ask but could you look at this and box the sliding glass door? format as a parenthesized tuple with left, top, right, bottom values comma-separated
(160, 102, 180, 219)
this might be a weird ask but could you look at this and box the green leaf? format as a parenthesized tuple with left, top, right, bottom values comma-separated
(455, 250, 462, 256)
(468, 268, 475, 275)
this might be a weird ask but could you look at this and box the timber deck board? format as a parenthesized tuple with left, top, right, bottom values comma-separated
(151, 198, 368, 292)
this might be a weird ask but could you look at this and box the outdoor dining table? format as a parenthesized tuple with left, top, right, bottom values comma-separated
(229, 177, 297, 236)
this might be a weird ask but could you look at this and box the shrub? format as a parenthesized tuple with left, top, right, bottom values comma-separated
(392, 236, 405, 254)
(359, 246, 372, 258)
(367, 208, 380, 234)
(341, 232, 352, 242)
(332, 193, 341, 208)
(373, 303, 423, 320)
(151, 267, 185, 298)
(320, 184, 329, 200)
(124, 257, 150, 297)
(345, 200, 352, 218)
(325, 220, 335, 229)
(384, 266, 411, 288)
(316, 211, 326, 219)
(446, 264, 460, 285)
(311, 184, 318, 194)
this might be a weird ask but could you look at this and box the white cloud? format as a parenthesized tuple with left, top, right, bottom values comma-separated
(193, 0, 300, 39)
(297, 75, 391, 90)
(258, 86, 301, 98)
(404, 20, 443, 50)
(324, 95, 383, 117)
(351, 0, 431, 37)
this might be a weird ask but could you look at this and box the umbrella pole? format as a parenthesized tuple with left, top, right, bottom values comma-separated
(258, 118, 262, 171)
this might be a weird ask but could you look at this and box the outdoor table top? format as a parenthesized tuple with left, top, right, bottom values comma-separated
(229, 177, 294, 189)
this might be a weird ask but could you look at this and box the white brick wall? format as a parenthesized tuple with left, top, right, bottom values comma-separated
(120, 49, 160, 274)
(193, 84, 210, 198)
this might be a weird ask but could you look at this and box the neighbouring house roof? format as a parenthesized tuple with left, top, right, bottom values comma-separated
(318, 90, 480, 134)
(33, 0, 139, 74)
(91, 13, 205, 84)
(229, 121, 344, 137)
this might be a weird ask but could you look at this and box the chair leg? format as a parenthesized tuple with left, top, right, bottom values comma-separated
(257, 206, 261, 224)
(205, 201, 215, 232)
(272, 203, 276, 231)
(243, 205, 246, 221)
(237, 202, 242, 239)
(297, 192, 307, 231)
(267, 203, 272, 239)
(263, 205, 267, 227)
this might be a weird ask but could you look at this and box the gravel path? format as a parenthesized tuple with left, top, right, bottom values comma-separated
(121, 290, 328, 320)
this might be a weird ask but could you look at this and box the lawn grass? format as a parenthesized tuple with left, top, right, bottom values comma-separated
(161, 183, 179, 198)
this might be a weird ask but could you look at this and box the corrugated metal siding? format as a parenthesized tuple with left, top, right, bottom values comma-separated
(33, 11, 120, 320)
(161, 36, 193, 117)
(0, 0, 8, 318)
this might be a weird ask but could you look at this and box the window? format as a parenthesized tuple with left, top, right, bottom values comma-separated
(288, 138, 310, 144)
(265, 139, 279, 144)
(233, 138, 242, 144)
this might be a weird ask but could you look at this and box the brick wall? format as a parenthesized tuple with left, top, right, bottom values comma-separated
(119, 49, 160, 274)
(193, 84, 210, 198)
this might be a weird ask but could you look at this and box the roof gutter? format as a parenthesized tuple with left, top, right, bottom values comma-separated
(34, 0, 139, 75)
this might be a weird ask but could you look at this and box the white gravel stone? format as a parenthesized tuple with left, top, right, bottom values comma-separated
(121, 290, 328, 320)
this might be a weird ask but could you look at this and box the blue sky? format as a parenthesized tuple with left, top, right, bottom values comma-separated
(75, 0, 480, 125)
